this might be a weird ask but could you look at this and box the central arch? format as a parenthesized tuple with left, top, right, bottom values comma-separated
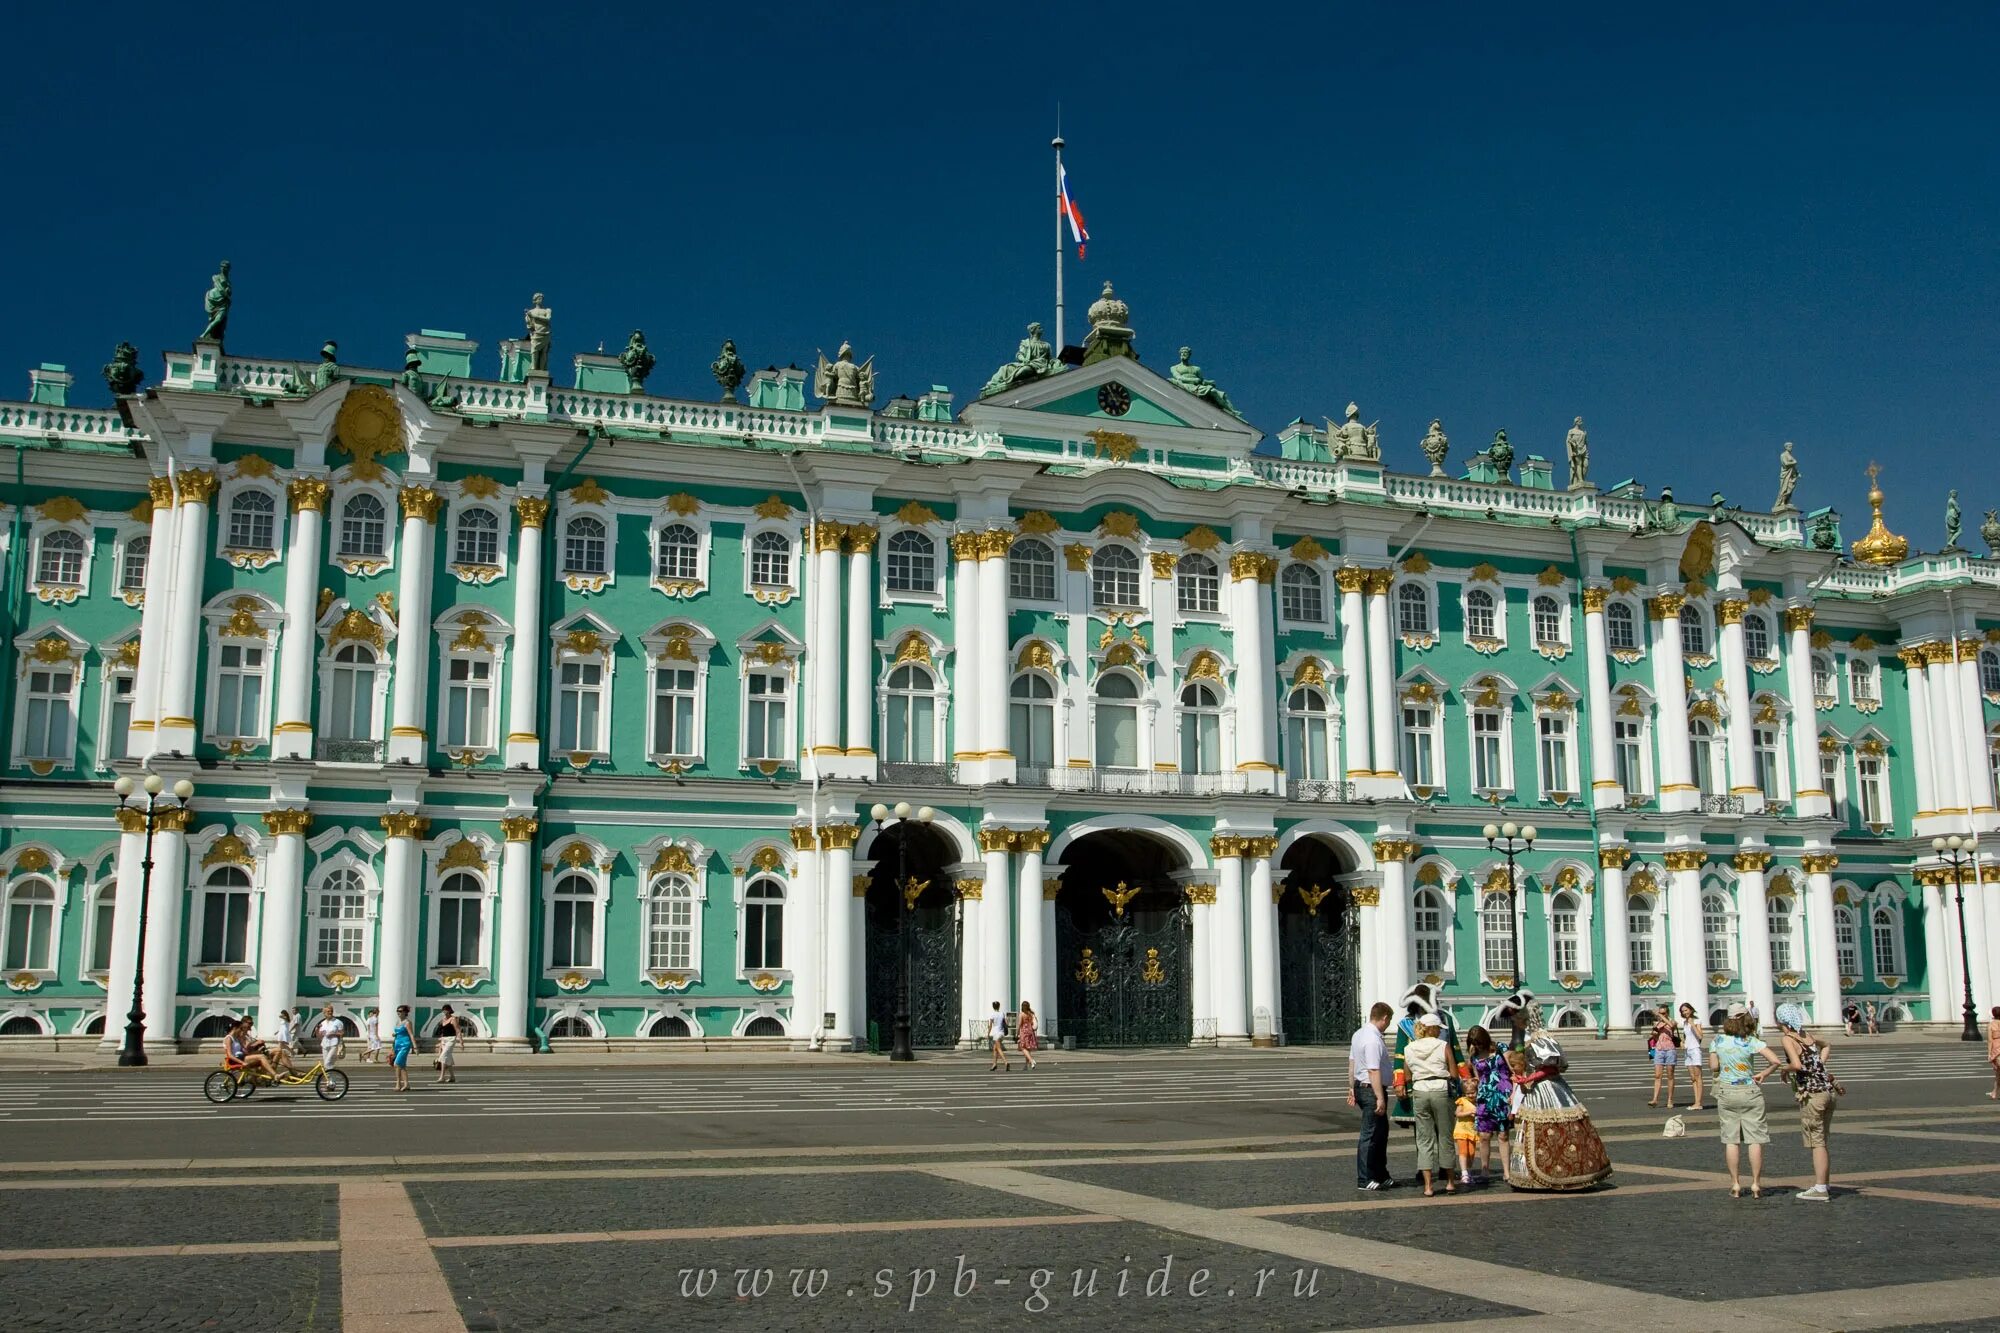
(1054, 827, 1194, 1048)
(1276, 832, 1361, 1045)
(861, 823, 960, 1051)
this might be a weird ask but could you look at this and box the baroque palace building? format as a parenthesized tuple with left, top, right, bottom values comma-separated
(0, 277, 1996, 1051)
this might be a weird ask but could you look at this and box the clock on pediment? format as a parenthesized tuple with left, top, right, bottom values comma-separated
(1096, 383, 1132, 417)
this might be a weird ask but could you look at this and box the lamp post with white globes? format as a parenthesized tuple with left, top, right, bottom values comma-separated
(869, 801, 934, 1062)
(1483, 821, 1537, 994)
(112, 774, 195, 1067)
(1931, 834, 1980, 1042)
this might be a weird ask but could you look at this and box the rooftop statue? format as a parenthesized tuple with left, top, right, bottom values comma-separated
(101, 342, 144, 397)
(1168, 345, 1241, 419)
(1945, 488, 1963, 550)
(1982, 510, 2000, 558)
(402, 349, 425, 395)
(525, 292, 552, 373)
(1566, 416, 1590, 488)
(428, 375, 459, 411)
(314, 340, 338, 392)
(814, 341, 875, 408)
(711, 339, 746, 401)
(1488, 428, 1514, 479)
(200, 260, 232, 343)
(979, 322, 1058, 398)
(1810, 510, 1840, 550)
(1654, 485, 1679, 530)
(1775, 441, 1799, 510)
(1420, 419, 1449, 476)
(1331, 402, 1380, 461)
(620, 330, 656, 393)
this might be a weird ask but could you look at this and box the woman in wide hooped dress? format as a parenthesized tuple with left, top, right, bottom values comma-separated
(1505, 1022, 1613, 1192)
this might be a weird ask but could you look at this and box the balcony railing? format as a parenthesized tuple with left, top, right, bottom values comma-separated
(877, 761, 959, 787)
(316, 738, 384, 764)
(1701, 794, 1745, 815)
(1291, 779, 1358, 803)
(1012, 766, 1252, 796)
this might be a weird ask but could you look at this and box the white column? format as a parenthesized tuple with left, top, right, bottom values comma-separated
(1922, 874, 1957, 1024)
(1365, 572, 1397, 779)
(139, 819, 189, 1050)
(979, 829, 1012, 1012)
(808, 522, 843, 760)
(979, 534, 1013, 776)
(387, 488, 440, 765)
(1953, 641, 1995, 815)
(1665, 850, 1708, 1022)
(786, 837, 824, 1043)
(1212, 842, 1248, 1042)
(958, 877, 985, 1046)
(103, 816, 148, 1048)
(1783, 607, 1829, 818)
(1352, 882, 1381, 1011)
(1717, 596, 1759, 809)
(1902, 648, 1939, 818)
(1599, 851, 1633, 1031)
(1735, 851, 1775, 1027)
(1338, 568, 1371, 778)
(843, 528, 876, 757)
(130, 476, 180, 757)
(1229, 553, 1274, 779)
(1375, 841, 1413, 1004)
(1246, 841, 1280, 1044)
(272, 481, 328, 760)
(253, 809, 311, 1034)
(504, 495, 547, 768)
(1188, 879, 1214, 1043)
(821, 825, 858, 1044)
(1970, 863, 1997, 1014)
(950, 532, 982, 761)
(374, 815, 428, 1030)
(1041, 875, 1061, 1041)
(155, 470, 216, 754)
(1581, 587, 1620, 808)
(1650, 595, 1695, 810)
(494, 817, 537, 1048)
(1015, 831, 1048, 1030)
(1802, 853, 1843, 1024)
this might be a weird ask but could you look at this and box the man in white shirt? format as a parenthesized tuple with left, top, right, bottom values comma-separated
(1348, 1001, 1396, 1190)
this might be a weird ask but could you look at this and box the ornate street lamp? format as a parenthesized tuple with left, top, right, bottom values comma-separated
(869, 801, 935, 1062)
(1932, 834, 1980, 1042)
(1483, 821, 1537, 994)
(113, 774, 195, 1067)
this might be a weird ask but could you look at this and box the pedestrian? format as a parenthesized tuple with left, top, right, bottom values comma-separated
(1017, 1000, 1039, 1070)
(436, 1004, 462, 1084)
(987, 1001, 1011, 1072)
(1864, 1001, 1879, 1035)
(1452, 1093, 1479, 1187)
(1985, 1006, 2000, 1101)
(315, 1004, 344, 1068)
(1841, 1002, 1858, 1037)
(1647, 1007, 1680, 1108)
(1680, 1002, 1707, 1112)
(1709, 1003, 1784, 1198)
(1348, 1000, 1395, 1191)
(390, 1004, 414, 1092)
(1465, 1025, 1512, 1183)
(1775, 1002, 1844, 1202)
(362, 1008, 381, 1064)
(1405, 1012, 1458, 1197)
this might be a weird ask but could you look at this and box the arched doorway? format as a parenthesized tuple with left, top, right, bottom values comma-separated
(863, 824, 960, 1050)
(1277, 835, 1360, 1045)
(1056, 830, 1192, 1047)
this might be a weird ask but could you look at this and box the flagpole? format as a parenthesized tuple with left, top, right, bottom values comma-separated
(1053, 128, 1065, 351)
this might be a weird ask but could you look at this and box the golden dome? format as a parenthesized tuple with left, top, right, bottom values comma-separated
(1851, 462, 1909, 567)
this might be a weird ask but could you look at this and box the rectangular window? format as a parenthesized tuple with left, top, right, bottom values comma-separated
(745, 672, 788, 762)
(437, 895, 482, 968)
(1848, 657, 1875, 703)
(652, 667, 697, 757)
(103, 670, 135, 763)
(443, 657, 494, 749)
(313, 895, 366, 968)
(1835, 912, 1859, 978)
(198, 891, 251, 965)
(22, 667, 75, 761)
(1400, 704, 1435, 787)
(1614, 719, 1645, 794)
(1538, 713, 1570, 794)
(1822, 750, 1846, 822)
(213, 644, 267, 740)
(1754, 728, 1782, 799)
(1627, 909, 1653, 974)
(1471, 711, 1503, 790)
(555, 661, 604, 753)
(1857, 754, 1886, 825)
(90, 892, 115, 973)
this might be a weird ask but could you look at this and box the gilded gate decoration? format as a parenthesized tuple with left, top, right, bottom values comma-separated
(1057, 892, 1192, 1047)
(1278, 883, 1360, 1045)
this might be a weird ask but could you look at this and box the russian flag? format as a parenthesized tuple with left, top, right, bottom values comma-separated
(1059, 164, 1089, 259)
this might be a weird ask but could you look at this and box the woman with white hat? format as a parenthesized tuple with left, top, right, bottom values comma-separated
(1402, 1012, 1458, 1196)
(1775, 1002, 1844, 1202)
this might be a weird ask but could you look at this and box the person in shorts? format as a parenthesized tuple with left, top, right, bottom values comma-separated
(1709, 1003, 1784, 1197)
(1776, 1002, 1844, 1201)
(1647, 1008, 1680, 1108)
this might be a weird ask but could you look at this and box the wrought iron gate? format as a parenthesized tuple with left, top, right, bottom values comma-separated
(1057, 900, 1192, 1047)
(865, 898, 961, 1049)
(1278, 889, 1359, 1046)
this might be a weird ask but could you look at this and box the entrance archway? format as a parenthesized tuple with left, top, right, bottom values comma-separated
(1277, 834, 1360, 1045)
(862, 824, 960, 1050)
(1055, 829, 1193, 1047)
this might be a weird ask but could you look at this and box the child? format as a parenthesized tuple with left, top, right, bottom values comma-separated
(1505, 1048, 1532, 1117)
(1453, 1094, 1479, 1187)
(362, 1008, 381, 1064)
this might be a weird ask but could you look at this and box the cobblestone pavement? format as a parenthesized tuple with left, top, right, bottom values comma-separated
(1, 1051, 1997, 1331)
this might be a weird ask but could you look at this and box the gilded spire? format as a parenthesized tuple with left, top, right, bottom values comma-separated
(1850, 462, 1908, 567)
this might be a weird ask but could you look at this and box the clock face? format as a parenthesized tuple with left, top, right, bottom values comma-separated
(1096, 383, 1132, 417)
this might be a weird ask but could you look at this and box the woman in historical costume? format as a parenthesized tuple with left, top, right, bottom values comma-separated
(1504, 1019, 1613, 1192)
(1392, 982, 1461, 1128)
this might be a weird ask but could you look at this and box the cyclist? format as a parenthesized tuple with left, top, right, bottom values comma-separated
(225, 1017, 277, 1083)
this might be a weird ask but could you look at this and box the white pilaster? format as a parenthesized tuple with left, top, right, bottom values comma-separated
(129, 477, 180, 758)
(1212, 844, 1248, 1043)
(1015, 830, 1049, 1031)
(979, 830, 1012, 1012)
(1953, 641, 1995, 816)
(1650, 594, 1696, 811)
(1040, 877, 1060, 1041)
(843, 529, 876, 762)
(272, 483, 328, 760)
(1246, 842, 1279, 1044)
(386, 489, 440, 765)
(1186, 875, 1214, 1044)
(950, 532, 982, 762)
(1352, 879, 1381, 1013)
(1922, 875, 1957, 1024)
(1734, 850, 1775, 1027)
(1665, 849, 1708, 1022)
(1375, 840, 1413, 1005)
(1801, 852, 1843, 1024)
(375, 815, 428, 1029)
(1716, 596, 1761, 810)
(504, 495, 547, 768)
(495, 816, 536, 1049)
(1599, 851, 1633, 1030)
(1902, 648, 1939, 820)
(139, 821, 188, 1050)
(253, 810, 311, 1033)
(1581, 588, 1621, 809)
(809, 524, 844, 761)
(958, 876, 985, 1046)
(1783, 607, 1830, 818)
(103, 818, 147, 1048)
(820, 826, 858, 1046)
(1365, 571, 1397, 781)
(1338, 568, 1371, 778)
(1229, 553, 1276, 790)
(155, 474, 216, 755)
(787, 838, 825, 1043)
(978, 535, 1013, 782)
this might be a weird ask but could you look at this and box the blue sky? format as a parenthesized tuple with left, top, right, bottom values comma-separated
(5, 4, 1994, 546)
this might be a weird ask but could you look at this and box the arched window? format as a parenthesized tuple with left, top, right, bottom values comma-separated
(1688, 718, 1718, 795)
(1627, 893, 1658, 974)
(1280, 564, 1324, 623)
(198, 867, 254, 967)
(1981, 650, 2000, 696)
(743, 1015, 786, 1037)
(646, 874, 696, 970)
(1412, 886, 1448, 974)
(1834, 905, 1859, 977)
(1847, 656, 1877, 704)
(647, 1014, 692, 1038)
(1466, 588, 1497, 640)
(338, 493, 387, 559)
(1284, 685, 1330, 781)
(1680, 605, 1708, 657)
(1095, 672, 1141, 769)
(325, 643, 380, 742)
(2, 879, 57, 972)
(1179, 681, 1221, 773)
(1009, 673, 1057, 768)
(1766, 896, 1794, 973)
(547, 1015, 593, 1039)
(312, 867, 368, 970)
(1701, 891, 1735, 974)
(1479, 891, 1514, 979)
(227, 490, 276, 552)
(563, 515, 608, 576)
(1605, 602, 1638, 651)
(1753, 720, 1785, 798)
(36, 530, 86, 587)
(190, 1014, 238, 1040)
(884, 663, 938, 762)
(1091, 546, 1141, 609)
(884, 530, 936, 594)
(1397, 582, 1431, 635)
(1532, 594, 1563, 646)
(1177, 554, 1220, 615)
(435, 871, 484, 969)
(743, 876, 784, 969)
(1810, 653, 1835, 700)
(1870, 904, 1902, 975)
(550, 871, 596, 970)
(1743, 612, 1772, 661)
(655, 523, 699, 583)
(119, 535, 150, 595)
(749, 531, 791, 588)
(1008, 538, 1057, 601)
(1549, 890, 1581, 974)
(455, 507, 500, 567)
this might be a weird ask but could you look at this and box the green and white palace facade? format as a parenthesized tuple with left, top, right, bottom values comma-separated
(1, 285, 1996, 1051)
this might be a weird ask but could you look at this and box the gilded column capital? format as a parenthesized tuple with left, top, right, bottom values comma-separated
(380, 812, 430, 840)
(1063, 541, 1093, 571)
(1731, 849, 1773, 873)
(515, 495, 550, 529)
(1244, 835, 1279, 860)
(399, 485, 442, 524)
(1371, 837, 1419, 863)
(1228, 551, 1276, 583)
(975, 827, 1014, 854)
(819, 823, 861, 851)
(1012, 828, 1051, 853)
(1042, 880, 1063, 901)
(955, 880, 984, 900)
(174, 469, 219, 507)
(1922, 639, 1956, 666)
(1646, 592, 1686, 620)
(1959, 637, 1985, 663)
(1717, 598, 1747, 626)
(1598, 846, 1633, 870)
(950, 531, 983, 562)
(788, 826, 818, 851)
(853, 875, 871, 897)
(978, 528, 1016, 560)
(1150, 551, 1179, 580)
(1334, 566, 1368, 594)
(1800, 852, 1840, 876)
(1209, 834, 1249, 859)
(153, 806, 195, 834)
(287, 477, 331, 513)
(1184, 882, 1218, 905)
(812, 521, 848, 554)
(844, 523, 878, 554)
(1782, 606, 1816, 633)
(114, 806, 147, 835)
(1349, 885, 1382, 907)
(1363, 568, 1396, 596)
(262, 808, 313, 837)
(500, 815, 540, 843)
(1662, 848, 1708, 872)
(148, 475, 176, 507)
(1897, 646, 1927, 670)
(1580, 586, 1609, 613)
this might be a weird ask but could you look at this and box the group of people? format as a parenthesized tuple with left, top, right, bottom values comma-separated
(986, 1000, 1041, 1071)
(221, 1003, 465, 1093)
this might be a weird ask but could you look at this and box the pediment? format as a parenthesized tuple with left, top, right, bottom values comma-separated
(962, 356, 1259, 452)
